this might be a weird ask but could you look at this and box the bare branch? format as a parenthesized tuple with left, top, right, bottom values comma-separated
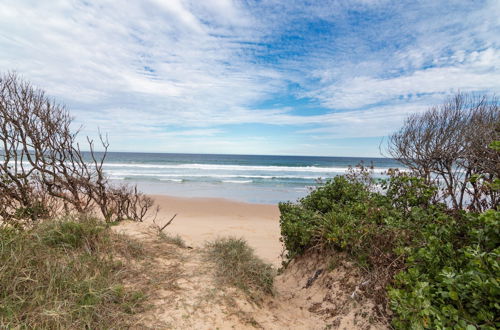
(0, 72, 157, 225)
(387, 92, 499, 211)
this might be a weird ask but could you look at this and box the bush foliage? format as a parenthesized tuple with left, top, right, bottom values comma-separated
(389, 209, 499, 329)
(280, 94, 499, 328)
(279, 170, 499, 329)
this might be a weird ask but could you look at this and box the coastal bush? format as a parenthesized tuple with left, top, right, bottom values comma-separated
(0, 217, 145, 328)
(387, 92, 499, 211)
(280, 94, 499, 328)
(279, 173, 387, 260)
(0, 72, 155, 226)
(279, 171, 443, 261)
(205, 237, 275, 299)
(279, 170, 499, 328)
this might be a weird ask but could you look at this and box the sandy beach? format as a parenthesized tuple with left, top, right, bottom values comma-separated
(148, 194, 283, 266)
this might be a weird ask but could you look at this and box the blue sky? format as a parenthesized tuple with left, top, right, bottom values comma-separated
(0, 0, 499, 156)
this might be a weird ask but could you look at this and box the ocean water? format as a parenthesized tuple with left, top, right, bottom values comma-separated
(97, 152, 402, 204)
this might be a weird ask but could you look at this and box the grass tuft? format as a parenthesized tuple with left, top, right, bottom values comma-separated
(0, 217, 145, 329)
(159, 231, 187, 248)
(39, 216, 107, 249)
(204, 237, 275, 299)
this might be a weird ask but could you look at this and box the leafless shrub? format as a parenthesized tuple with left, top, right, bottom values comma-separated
(388, 92, 499, 211)
(0, 72, 155, 225)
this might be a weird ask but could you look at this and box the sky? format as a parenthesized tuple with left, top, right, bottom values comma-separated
(0, 0, 499, 157)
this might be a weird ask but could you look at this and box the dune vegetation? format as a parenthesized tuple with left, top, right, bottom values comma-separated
(0, 73, 277, 328)
(205, 237, 275, 299)
(0, 73, 158, 327)
(280, 93, 499, 329)
(0, 216, 146, 328)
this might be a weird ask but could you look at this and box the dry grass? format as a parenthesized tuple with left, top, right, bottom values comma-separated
(0, 216, 147, 329)
(204, 237, 275, 300)
(158, 231, 187, 248)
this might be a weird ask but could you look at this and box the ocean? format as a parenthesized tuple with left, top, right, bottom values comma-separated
(98, 152, 402, 204)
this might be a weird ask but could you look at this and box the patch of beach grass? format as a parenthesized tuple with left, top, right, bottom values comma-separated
(204, 237, 275, 300)
(159, 231, 187, 248)
(0, 216, 146, 329)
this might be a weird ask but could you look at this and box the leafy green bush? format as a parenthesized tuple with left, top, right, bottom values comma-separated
(278, 201, 319, 259)
(382, 171, 438, 213)
(279, 176, 374, 259)
(279, 170, 499, 329)
(279, 172, 443, 262)
(389, 210, 499, 329)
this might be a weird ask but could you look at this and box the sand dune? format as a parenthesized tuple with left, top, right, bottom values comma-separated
(114, 204, 389, 329)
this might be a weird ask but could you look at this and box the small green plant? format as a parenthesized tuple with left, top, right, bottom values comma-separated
(204, 237, 275, 299)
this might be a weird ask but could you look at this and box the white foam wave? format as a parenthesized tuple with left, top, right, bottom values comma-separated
(12, 160, 400, 175)
(104, 172, 322, 180)
(102, 162, 391, 173)
(109, 176, 125, 180)
(222, 180, 252, 184)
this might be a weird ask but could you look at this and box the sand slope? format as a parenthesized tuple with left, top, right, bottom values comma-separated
(115, 221, 387, 329)
(113, 196, 389, 329)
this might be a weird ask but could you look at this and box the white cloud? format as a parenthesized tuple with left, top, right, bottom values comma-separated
(307, 48, 500, 109)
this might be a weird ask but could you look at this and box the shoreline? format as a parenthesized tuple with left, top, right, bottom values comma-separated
(117, 179, 308, 205)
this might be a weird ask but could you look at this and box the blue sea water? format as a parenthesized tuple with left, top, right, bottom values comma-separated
(98, 152, 403, 204)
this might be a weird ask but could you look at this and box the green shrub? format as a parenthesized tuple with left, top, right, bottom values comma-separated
(279, 173, 442, 263)
(279, 170, 499, 329)
(278, 202, 319, 259)
(382, 171, 438, 212)
(279, 176, 377, 259)
(301, 176, 371, 213)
